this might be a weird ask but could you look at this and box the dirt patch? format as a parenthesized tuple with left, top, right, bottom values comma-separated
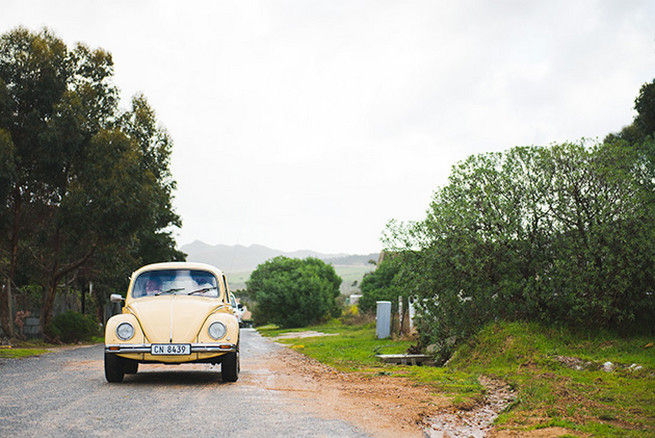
(245, 347, 449, 437)
(249, 348, 582, 437)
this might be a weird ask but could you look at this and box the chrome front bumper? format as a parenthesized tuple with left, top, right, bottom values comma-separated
(105, 343, 237, 354)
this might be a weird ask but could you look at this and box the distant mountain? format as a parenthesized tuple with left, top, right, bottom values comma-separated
(180, 241, 378, 272)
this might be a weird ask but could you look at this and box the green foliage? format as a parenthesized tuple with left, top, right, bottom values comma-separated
(358, 257, 402, 314)
(0, 27, 183, 335)
(45, 310, 100, 343)
(634, 79, 655, 139)
(606, 78, 655, 143)
(257, 319, 413, 371)
(247, 256, 342, 328)
(385, 139, 655, 351)
(0, 347, 49, 359)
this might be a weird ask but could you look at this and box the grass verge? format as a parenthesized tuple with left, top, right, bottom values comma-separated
(0, 347, 50, 358)
(0, 339, 52, 359)
(0, 337, 104, 359)
(258, 320, 655, 437)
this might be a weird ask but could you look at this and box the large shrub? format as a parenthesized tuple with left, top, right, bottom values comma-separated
(386, 139, 655, 352)
(45, 310, 100, 343)
(247, 256, 342, 328)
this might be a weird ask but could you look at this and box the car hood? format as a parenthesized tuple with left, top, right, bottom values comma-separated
(126, 296, 224, 343)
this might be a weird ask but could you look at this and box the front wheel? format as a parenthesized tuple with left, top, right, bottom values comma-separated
(124, 359, 139, 375)
(105, 353, 126, 383)
(221, 351, 239, 382)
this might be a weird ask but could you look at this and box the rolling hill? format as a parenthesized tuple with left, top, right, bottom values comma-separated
(180, 241, 378, 293)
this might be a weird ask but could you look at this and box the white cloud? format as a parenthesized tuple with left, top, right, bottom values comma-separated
(2, 0, 654, 254)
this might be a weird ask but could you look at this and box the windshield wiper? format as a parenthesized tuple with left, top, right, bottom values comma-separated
(188, 286, 217, 295)
(155, 287, 185, 296)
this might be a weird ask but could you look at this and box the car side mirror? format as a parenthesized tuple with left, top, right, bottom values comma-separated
(110, 294, 125, 303)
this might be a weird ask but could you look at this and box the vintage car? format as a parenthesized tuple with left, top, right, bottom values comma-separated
(104, 262, 240, 383)
(228, 291, 244, 326)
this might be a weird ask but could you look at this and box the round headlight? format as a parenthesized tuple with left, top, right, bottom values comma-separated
(208, 321, 227, 340)
(116, 322, 135, 341)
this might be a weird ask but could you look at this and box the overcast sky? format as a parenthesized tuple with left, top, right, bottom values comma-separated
(2, 1, 655, 254)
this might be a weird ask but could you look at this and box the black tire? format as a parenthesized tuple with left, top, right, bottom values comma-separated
(124, 359, 139, 375)
(221, 351, 239, 382)
(104, 353, 126, 383)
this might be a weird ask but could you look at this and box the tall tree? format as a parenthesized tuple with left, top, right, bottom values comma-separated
(0, 27, 182, 335)
(606, 79, 655, 143)
(635, 79, 655, 138)
(0, 27, 71, 336)
(386, 140, 655, 354)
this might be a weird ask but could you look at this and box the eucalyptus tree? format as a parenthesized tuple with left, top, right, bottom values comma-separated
(0, 27, 72, 335)
(0, 27, 182, 335)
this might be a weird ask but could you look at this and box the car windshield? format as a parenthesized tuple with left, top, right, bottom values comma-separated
(132, 269, 219, 298)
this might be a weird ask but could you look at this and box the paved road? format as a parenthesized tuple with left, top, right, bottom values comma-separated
(0, 329, 369, 437)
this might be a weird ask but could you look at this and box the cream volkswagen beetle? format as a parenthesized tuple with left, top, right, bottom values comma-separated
(104, 262, 240, 383)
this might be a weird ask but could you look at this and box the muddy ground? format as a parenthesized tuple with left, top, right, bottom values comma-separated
(260, 331, 577, 437)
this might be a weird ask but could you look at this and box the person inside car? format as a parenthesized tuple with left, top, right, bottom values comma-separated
(145, 278, 161, 296)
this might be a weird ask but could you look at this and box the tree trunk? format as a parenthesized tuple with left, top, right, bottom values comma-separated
(391, 302, 399, 337)
(38, 244, 98, 337)
(1, 188, 22, 338)
(399, 295, 410, 336)
(40, 280, 58, 337)
(0, 279, 14, 338)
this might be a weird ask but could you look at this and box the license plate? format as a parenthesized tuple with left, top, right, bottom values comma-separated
(151, 344, 191, 355)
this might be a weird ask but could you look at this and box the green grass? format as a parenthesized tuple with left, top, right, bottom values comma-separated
(0, 346, 50, 358)
(458, 322, 655, 437)
(258, 320, 655, 437)
(0, 337, 103, 359)
(258, 320, 413, 370)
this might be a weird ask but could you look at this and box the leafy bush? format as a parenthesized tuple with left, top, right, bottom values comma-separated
(358, 257, 402, 314)
(247, 256, 342, 328)
(45, 311, 100, 343)
(385, 139, 655, 356)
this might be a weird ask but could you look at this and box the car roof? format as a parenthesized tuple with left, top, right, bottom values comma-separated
(131, 262, 225, 279)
